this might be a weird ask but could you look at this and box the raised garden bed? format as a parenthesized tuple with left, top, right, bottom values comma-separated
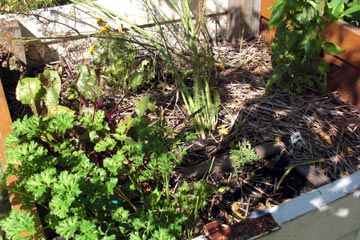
(0, 0, 360, 239)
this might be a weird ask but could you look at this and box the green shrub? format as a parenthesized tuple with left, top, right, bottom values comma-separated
(267, 0, 344, 94)
(1, 0, 71, 13)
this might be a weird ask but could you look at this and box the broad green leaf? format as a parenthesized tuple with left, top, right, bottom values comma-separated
(343, 5, 360, 17)
(321, 41, 345, 55)
(16, 77, 41, 105)
(45, 87, 59, 106)
(42, 69, 61, 93)
(135, 95, 153, 117)
(76, 64, 101, 101)
(129, 72, 145, 88)
(301, 3, 318, 23)
(41, 69, 62, 108)
(46, 105, 75, 119)
(287, 0, 298, 9)
(285, 30, 300, 49)
(269, 3, 284, 28)
(329, 0, 346, 15)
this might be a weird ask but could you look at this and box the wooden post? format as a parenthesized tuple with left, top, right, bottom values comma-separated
(0, 82, 12, 170)
(226, 0, 261, 44)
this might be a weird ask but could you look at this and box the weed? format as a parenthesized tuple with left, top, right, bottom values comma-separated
(230, 140, 259, 168)
(90, 21, 155, 94)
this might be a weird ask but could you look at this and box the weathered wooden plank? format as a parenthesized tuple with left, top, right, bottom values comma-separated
(226, 0, 261, 44)
(261, 0, 276, 20)
(0, 19, 58, 68)
(177, 141, 285, 178)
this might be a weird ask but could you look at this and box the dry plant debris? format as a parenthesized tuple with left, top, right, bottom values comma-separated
(211, 37, 360, 180)
(179, 38, 360, 224)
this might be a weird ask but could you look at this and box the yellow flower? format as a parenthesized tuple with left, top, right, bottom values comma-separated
(96, 18, 103, 25)
(89, 45, 95, 55)
(101, 24, 110, 32)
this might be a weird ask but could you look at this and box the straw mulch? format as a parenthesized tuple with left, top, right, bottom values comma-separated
(147, 37, 360, 182)
(212, 38, 360, 181)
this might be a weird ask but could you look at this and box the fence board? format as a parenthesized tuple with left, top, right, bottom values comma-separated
(226, 0, 261, 44)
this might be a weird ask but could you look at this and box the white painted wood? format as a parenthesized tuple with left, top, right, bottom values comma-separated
(258, 171, 360, 240)
(0, 0, 228, 63)
(269, 170, 360, 225)
(261, 190, 360, 240)
(0, 0, 228, 38)
(337, 229, 360, 240)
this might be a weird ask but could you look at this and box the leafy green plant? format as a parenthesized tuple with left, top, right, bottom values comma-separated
(77, 0, 221, 139)
(325, 0, 360, 22)
(230, 140, 259, 167)
(16, 68, 74, 116)
(173, 181, 213, 236)
(0, 210, 37, 240)
(343, 1, 360, 27)
(0, 64, 210, 239)
(90, 24, 155, 94)
(267, 0, 345, 94)
(0, 0, 71, 13)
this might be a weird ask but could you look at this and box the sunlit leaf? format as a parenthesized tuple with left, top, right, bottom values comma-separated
(16, 77, 41, 105)
(135, 95, 153, 117)
(41, 69, 61, 107)
(46, 105, 75, 119)
(322, 41, 345, 55)
(129, 72, 145, 88)
(76, 64, 101, 101)
(269, 3, 284, 28)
